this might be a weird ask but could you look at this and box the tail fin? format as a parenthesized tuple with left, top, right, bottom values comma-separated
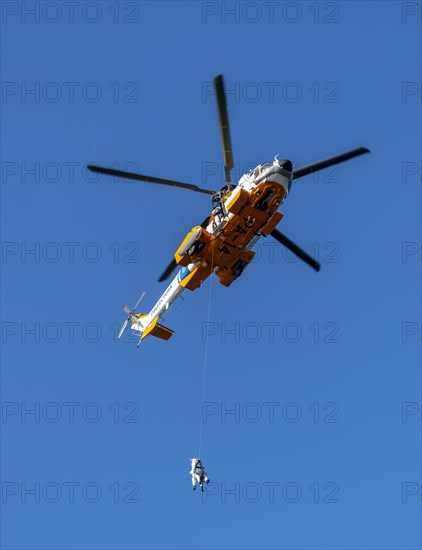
(142, 316, 174, 341)
(132, 314, 174, 342)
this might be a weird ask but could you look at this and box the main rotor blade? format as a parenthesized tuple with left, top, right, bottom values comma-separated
(200, 215, 211, 229)
(293, 147, 370, 180)
(87, 165, 214, 195)
(214, 75, 234, 183)
(158, 258, 177, 283)
(157, 216, 211, 282)
(118, 318, 129, 339)
(270, 228, 320, 272)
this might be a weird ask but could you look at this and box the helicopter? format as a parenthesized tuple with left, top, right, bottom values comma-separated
(88, 75, 370, 346)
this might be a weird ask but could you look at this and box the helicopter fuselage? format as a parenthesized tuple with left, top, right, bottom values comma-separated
(131, 161, 291, 341)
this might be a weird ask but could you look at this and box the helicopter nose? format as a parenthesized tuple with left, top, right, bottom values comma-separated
(278, 159, 293, 172)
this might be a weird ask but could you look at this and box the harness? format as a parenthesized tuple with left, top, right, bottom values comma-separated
(193, 461, 203, 476)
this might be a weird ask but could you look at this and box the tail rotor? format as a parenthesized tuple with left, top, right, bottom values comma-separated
(118, 291, 146, 339)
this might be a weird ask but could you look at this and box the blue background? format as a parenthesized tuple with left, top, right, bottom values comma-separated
(1, 1, 421, 549)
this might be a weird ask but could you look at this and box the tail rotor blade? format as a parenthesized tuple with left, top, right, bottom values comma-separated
(124, 305, 131, 315)
(133, 291, 146, 310)
(118, 319, 129, 339)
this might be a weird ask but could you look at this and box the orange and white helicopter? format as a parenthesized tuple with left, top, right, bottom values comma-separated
(88, 75, 369, 346)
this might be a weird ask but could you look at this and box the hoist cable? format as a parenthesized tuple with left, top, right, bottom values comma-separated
(198, 245, 215, 458)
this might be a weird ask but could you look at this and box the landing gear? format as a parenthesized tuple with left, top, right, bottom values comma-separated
(232, 260, 247, 278)
(255, 189, 275, 211)
(187, 240, 205, 256)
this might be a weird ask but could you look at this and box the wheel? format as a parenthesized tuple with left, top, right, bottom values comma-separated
(188, 241, 205, 256)
(232, 260, 246, 278)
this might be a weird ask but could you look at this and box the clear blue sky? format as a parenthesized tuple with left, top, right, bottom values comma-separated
(1, 1, 421, 549)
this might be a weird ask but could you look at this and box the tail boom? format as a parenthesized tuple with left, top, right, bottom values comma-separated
(128, 261, 202, 344)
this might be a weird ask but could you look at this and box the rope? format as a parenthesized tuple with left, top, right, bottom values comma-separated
(198, 245, 215, 458)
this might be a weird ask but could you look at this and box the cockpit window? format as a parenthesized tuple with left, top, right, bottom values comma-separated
(250, 162, 273, 178)
(252, 165, 261, 177)
(252, 162, 273, 179)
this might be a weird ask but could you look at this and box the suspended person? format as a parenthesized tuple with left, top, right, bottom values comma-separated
(190, 458, 210, 491)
